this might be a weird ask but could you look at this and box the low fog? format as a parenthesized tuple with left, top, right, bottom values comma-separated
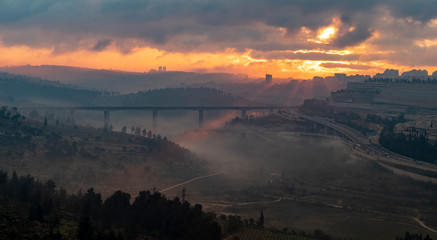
(171, 125, 351, 199)
(23, 108, 270, 137)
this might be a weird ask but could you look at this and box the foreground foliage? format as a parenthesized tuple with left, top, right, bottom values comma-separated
(0, 171, 222, 240)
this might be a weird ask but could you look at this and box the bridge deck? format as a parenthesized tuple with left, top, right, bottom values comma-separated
(21, 105, 291, 111)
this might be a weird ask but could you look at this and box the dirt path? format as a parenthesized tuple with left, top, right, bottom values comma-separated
(412, 217, 437, 234)
(231, 198, 282, 206)
(160, 171, 225, 193)
(413, 210, 437, 234)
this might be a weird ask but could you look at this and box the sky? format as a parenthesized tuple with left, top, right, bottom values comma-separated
(1, 0, 437, 79)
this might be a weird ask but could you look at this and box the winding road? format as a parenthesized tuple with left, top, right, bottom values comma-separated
(160, 171, 225, 193)
(287, 110, 437, 176)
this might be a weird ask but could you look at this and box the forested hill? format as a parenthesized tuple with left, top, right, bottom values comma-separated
(0, 72, 103, 105)
(0, 65, 248, 93)
(0, 72, 260, 107)
(103, 87, 262, 106)
(0, 171, 222, 240)
(0, 106, 208, 195)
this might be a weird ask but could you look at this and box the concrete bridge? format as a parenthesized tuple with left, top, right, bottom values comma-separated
(25, 105, 289, 132)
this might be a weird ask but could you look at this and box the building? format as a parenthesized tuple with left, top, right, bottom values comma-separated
(265, 74, 272, 83)
(374, 69, 399, 80)
(401, 69, 428, 81)
(334, 73, 347, 81)
(330, 82, 385, 104)
(163, 66, 167, 72)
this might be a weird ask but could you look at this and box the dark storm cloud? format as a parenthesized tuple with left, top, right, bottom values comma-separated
(386, 0, 437, 23)
(333, 25, 373, 48)
(0, 0, 55, 23)
(0, 0, 437, 59)
(91, 39, 112, 52)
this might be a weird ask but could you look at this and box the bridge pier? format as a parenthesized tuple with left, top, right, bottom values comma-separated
(104, 110, 110, 131)
(241, 110, 247, 119)
(70, 110, 75, 124)
(198, 110, 204, 128)
(324, 126, 327, 136)
(153, 110, 158, 133)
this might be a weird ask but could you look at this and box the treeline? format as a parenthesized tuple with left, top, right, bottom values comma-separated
(0, 72, 101, 104)
(0, 170, 222, 240)
(367, 77, 437, 84)
(0, 106, 39, 151)
(365, 112, 437, 164)
(300, 100, 437, 164)
(0, 106, 25, 123)
(220, 214, 339, 240)
(380, 123, 437, 164)
(106, 87, 255, 106)
(396, 232, 432, 240)
(0, 72, 254, 107)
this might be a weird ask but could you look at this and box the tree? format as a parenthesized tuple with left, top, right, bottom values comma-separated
(103, 190, 131, 222)
(0, 170, 7, 185)
(82, 188, 102, 217)
(77, 216, 94, 240)
(46, 180, 56, 194)
(257, 210, 264, 227)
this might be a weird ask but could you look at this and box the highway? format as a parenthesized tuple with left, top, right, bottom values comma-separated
(285, 109, 437, 178)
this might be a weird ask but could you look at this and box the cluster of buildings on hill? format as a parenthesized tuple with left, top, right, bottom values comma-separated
(312, 69, 437, 84)
(328, 68, 437, 104)
(330, 82, 385, 104)
(373, 69, 437, 81)
(148, 66, 167, 73)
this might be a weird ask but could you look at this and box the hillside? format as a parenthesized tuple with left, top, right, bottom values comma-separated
(0, 65, 249, 93)
(105, 87, 261, 106)
(0, 72, 259, 108)
(0, 72, 103, 106)
(374, 83, 437, 108)
(0, 65, 342, 106)
(0, 106, 208, 197)
(172, 115, 437, 240)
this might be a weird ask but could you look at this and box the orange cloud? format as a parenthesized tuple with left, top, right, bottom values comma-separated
(1, 41, 436, 81)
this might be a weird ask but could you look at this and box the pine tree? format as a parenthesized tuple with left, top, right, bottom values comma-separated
(257, 210, 264, 226)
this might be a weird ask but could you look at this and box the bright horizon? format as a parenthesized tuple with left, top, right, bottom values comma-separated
(2, 1, 437, 79)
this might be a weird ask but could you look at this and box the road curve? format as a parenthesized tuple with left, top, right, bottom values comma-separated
(287, 110, 437, 177)
(160, 171, 225, 193)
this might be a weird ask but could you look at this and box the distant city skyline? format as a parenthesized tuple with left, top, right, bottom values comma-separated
(1, 1, 437, 79)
